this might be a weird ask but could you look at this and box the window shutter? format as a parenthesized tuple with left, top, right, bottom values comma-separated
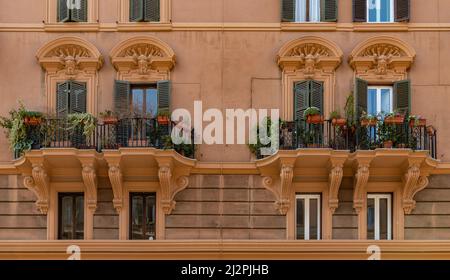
(353, 0, 367, 22)
(130, 0, 144, 22)
(281, 0, 295, 22)
(157, 80, 170, 113)
(69, 81, 87, 113)
(114, 80, 131, 117)
(294, 81, 309, 121)
(144, 0, 160, 22)
(394, 80, 411, 116)
(309, 80, 324, 114)
(395, 0, 410, 22)
(71, 0, 88, 22)
(57, 0, 70, 22)
(321, 0, 337, 22)
(57, 82, 70, 117)
(354, 78, 368, 119)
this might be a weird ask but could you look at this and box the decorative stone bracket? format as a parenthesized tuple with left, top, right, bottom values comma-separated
(23, 163, 50, 215)
(157, 162, 190, 215)
(402, 163, 430, 214)
(353, 163, 370, 213)
(81, 162, 98, 212)
(328, 162, 344, 214)
(262, 163, 294, 215)
(108, 164, 124, 214)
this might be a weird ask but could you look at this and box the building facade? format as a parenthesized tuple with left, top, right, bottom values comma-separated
(1, 0, 450, 259)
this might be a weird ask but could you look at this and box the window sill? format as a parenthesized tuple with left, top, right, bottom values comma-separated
(44, 22, 100, 32)
(116, 22, 172, 32)
(353, 22, 409, 32)
(281, 22, 337, 31)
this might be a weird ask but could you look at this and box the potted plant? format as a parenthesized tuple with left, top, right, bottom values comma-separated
(408, 115, 427, 127)
(303, 130, 320, 148)
(304, 107, 323, 124)
(330, 110, 346, 127)
(23, 111, 44, 126)
(378, 122, 396, 149)
(384, 110, 405, 125)
(67, 113, 97, 148)
(157, 111, 170, 125)
(360, 111, 378, 127)
(99, 110, 118, 125)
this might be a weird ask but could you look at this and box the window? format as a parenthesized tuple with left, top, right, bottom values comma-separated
(294, 80, 323, 121)
(130, 0, 160, 22)
(295, 0, 320, 22)
(367, 194, 392, 240)
(56, 81, 87, 116)
(58, 193, 84, 240)
(130, 193, 157, 240)
(58, 0, 87, 22)
(367, 0, 393, 23)
(130, 84, 158, 117)
(296, 194, 321, 240)
(282, 0, 337, 22)
(367, 86, 393, 115)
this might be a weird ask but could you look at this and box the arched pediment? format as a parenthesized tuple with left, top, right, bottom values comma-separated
(110, 36, 176, 75)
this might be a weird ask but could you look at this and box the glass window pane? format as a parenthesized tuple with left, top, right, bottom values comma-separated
(146, 89, 158, 117)
(379, 198, 389, 240)
(381, 88, 392, 114)
(368, 0, 377, 22)
(367, 89, 377, 115)
(309, 0, 320, 22)
(295, 0, 307, 22)
(309, 198, 319, 240)
(61, 196, 73, 240)
(145, 195, 156, 240)
(132, 89, 144, 116)
(75, 196, 84, 239)
(367, 198, 375, 239)
(380, 0, 391, 22)
(296, 198, 305, 239)
(131, 195, 144, 239)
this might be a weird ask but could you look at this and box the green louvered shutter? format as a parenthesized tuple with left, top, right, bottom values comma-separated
(130, 0, 144, 22)
(144, 0, 160, 22)
(394, 80, 411, 116)
(58, 0, 70, 22)
(353, 0, 366, 22)
(395, 0, 410, 22)
(354, 78, 368, 119)
(71, 0, 88, 22)
(114, 81, 131, 147)
(281, 0, 295, 22)
(321, 0, 337, 22)
(157, 80, 170, 114)
(309, 81, 324, 114)
(294, 81, 309, 121)
(69, 81, 87, 113)
(57, 82, 70, 117)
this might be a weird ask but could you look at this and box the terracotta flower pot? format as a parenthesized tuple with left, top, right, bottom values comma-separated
(385, 116, 404, 125)
(409, 118, 427, 127)
(383, 140, 393, 149)
(157, 116, 170, 125)
(102, 116, 118, 125)
(360, 119, 377, 127)
(332, 118, 347, 127)
(24, 116, 42, 126)
(306, 114, 324, 124)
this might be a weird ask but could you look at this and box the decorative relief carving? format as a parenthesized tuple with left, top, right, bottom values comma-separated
(329, 164, 344, 214)
(22, 164, 50, 214)
(353, 164, 370, 213)
(402, 164, 430, 214)
(157, 164, 190, 215)
(108, 165, 123, 213)
(82, 164, 98, 211)
(261, 164, 294, 215)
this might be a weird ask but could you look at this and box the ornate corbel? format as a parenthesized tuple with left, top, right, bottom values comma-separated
(353, 164, 370, 213)
(328, 164, 344, 214)
(22, 163, 50, 214)
(402, 163, 429, 214)
(158, 163, 190, 215)
(81, 164, 98, 212)
(108, 164, 123, 213)
(261, 163, 294, 215)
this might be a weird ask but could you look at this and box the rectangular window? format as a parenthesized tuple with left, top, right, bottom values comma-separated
(296, 194, 321, 240)
(130, 193, 157, 240)
(58, 193, 84, 240)
(58, 0, 88, 22)
(367, 0, 393, 22)
(295, 0, 321, 22)
(367, 86, 393, 115)
(130, 0, 160, 22)
(130, 84, 158, 117)
(367, 194, 392, 240)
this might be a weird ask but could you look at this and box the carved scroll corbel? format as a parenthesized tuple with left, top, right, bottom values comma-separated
(402, 164, 429, 214)
(328, 164, 343, 214)
(261, 164, 294, 215)
(23, 164, 50, 214)
(108, 165, 123, 213)
(82, 164, 98, 212)
(158, 164, 190, 215)
(353, 164, 370, 213)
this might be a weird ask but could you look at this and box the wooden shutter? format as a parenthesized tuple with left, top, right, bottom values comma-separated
(157, 80, 170, 113)
(309, 80, 324, 114)
(321, 0, 337, 22)
(281, 0, 295, 22)
(394, 80, 410, 116)
(353, 0, 366, 22)
(114, 80, 131, 117)
(130, 0, 144, 22)
(294, 81, 309, 121)
(354, 78, 368, 118)
(69, 81, 87, 113)
(57, 82, 70, 117)
(57, 0, 70, 22)
(71, 0, 88, 22)
(144, 0, 160, 22)
(395, 0, 410, 22)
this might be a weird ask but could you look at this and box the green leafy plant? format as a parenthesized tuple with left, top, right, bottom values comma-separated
(67, 113, 97, 137)
(407, 115, 426, 127)
(344, 93, 355, 127)
(99, 110, 117, 118)
(329, 110, 341, 120)
(248, 117, 277, 158)
(162, 134, 195, 158)
(303, 107, 320, 119)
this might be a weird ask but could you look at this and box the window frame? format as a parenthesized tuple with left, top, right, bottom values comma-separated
(296, 194, 321, 240)
(130, 84, 158, 117)
(129, 192, 157, 240)
(367, 0, 394, 23)
(58, 192, 85, 240)
(118, 0, 171, 25)
(367, 85, 393, 115)
(45, 0, 98, 27)
(295, 0, 321, 22)
(367, 193, 392, 240)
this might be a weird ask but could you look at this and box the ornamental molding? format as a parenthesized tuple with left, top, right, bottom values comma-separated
(328, 158, 345, 214)
(36, 36, 103, 77)
(261, 163, 294, 215)
(110, 36, 176, 77)
(353, 163, 371, 213)
(22, 163, 50, 214)
(349, 36, 416, 81)
(402, 160, 430, 214)
(80, 161, 98, 212)
(107, 164, 124, 213)
(277, 36, 343, 77)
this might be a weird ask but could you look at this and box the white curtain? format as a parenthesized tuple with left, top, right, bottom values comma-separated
(309, 0, 320, 22)
(295, 0, 320, 22)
